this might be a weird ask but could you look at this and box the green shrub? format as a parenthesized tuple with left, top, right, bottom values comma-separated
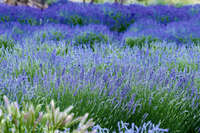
(125, 36, 161, 49)
(0, 96, 96, 133)
(70, 15, 84, 26)
(73, 32, 109, 51)
(0, 16, 10, 22)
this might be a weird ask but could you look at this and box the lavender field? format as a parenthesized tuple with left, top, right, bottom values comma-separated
(0, 0, 200, 132)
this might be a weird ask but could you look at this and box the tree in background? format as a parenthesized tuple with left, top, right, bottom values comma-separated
(90, 0, 93, 4)
(88, 0, 200, 5)
(4, 0, 48, 9)
(90, 0, 104, 4)
(132, 0, 200, 5)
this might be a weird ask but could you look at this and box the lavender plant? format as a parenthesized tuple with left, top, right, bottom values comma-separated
(93, 120, 168, 133)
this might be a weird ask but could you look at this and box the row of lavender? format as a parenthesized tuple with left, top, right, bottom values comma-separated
(0, 20, 200, 49)
(1, 1, 199, 27)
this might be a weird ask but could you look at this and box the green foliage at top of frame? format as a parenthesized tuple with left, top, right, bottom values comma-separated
(73, 32, 109, 51)
(125, 36, 161, 49)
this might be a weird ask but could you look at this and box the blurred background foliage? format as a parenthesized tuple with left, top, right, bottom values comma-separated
(68, 0, 200, 5)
